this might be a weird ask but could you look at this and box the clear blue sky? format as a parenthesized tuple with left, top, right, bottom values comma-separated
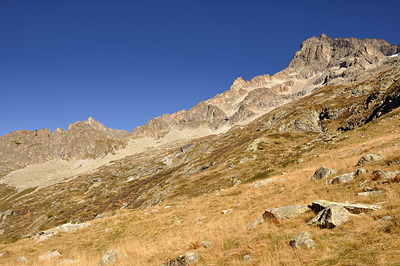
(0, 0, 399, 136)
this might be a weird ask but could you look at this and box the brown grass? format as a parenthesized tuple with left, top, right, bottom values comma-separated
(1, 106, 400, 265)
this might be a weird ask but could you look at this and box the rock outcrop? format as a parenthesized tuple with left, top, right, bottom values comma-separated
(329, 173, 354, 184)
(287, 34, 398, 79)
(308, 200, 381, 214)
(311, 166, 337, 181)
(289, 231, 316, 249)
(263, 204, 309, 223)
(35, 222, 92, 241)
(308, 204, 353, 229)
(357, 154, 384, 165)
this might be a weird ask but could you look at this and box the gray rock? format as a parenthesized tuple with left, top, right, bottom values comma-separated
(35, 222, 92, 241)
(38, 250, 62, 261)
(200, 241, 212, 248)
(289, 231, 316, 249)
(16, 256, 28, 263)
(242, 254, 253, 262)
(99, 250, 124, 266)
(308, 200, 381, 214)
(159, 251, 200, 266)
(263, 204, 309, 223)
(329, 172, 354, 184)
(379, 215, 392, 222)
(308, 204, 353, 228)
(355, 168, 367, 176)
(372, 170, 399, 181)
(356, 190, 384, 196)
(311, 166, 337, 181)
(357, 153, 384, 166)
(248, 218, 264, 230)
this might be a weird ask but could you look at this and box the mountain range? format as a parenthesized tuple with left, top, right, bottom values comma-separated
(0, 34, 399, 265)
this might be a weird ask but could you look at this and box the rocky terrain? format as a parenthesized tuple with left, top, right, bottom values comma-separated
(0, 35, 399, 265)
(0, 117, 129, 177)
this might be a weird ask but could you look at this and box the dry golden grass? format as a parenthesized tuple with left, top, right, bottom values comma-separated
(1, 109, 400, 265)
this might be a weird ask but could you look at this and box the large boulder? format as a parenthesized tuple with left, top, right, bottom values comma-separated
(371, 170, 399, 181)
(308, 200, 381, 214)
(357, 154, 384, 166)
(355, 168, 367, 176)
(308, 204, 353, 229)
(263, 204, 309, 223)
(311, 166, 337, 181)
(159, 251, 200, 266)
(329, 173, 354, 184)
(289, 231, 316, 249)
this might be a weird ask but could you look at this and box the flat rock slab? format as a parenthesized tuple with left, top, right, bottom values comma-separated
(35, 222, 92, 241)
(329, 173, 354, 184)
(357, 153, 384, 166)
(308, 204, 353, 229)
(357, 190, 385, 196)
(263, 204, 309, 223)
(308, 200, 381, 214)
(289, 231, 316, 249)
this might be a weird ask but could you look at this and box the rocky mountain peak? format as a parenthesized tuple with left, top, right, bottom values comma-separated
(230, 77, 247, 90)
(132, 35, 399, 139)
(287, 34, 399, 77)
(68, 117, 106, 131)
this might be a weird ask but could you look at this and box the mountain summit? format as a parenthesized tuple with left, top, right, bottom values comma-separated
(132, 35, 399, 138)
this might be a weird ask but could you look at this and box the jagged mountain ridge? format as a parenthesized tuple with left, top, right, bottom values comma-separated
(0, 117, 129, 177)
(132, 34, 399, 138)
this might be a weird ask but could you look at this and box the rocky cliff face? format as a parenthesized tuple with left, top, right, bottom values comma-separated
(132, 35, 399, 138)
(286, 34, 399, 80)
(0, 117, 129, 177)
